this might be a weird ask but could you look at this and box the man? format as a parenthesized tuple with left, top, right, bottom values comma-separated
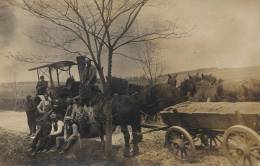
(25, 95, 36, 136)
(36, 76, 48, 95)
(43, 113, 64, 152)
(53, 116, 79, 153)
(81, 59, 97, 87)
(71, 97, 84, 122)
(31, 118, 52, 156)
(65, 98, 73, 117)
(71, 97, 90, 137)
(37, 94, 52, 114)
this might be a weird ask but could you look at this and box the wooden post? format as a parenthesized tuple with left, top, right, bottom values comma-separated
(69, 66, 71, 77)
(48, 67, 54, 88)
(37, 69, 40, 81)
(56, 68, 60, 86)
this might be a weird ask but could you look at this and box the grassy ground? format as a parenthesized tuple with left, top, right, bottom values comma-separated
(0, 111, 233, 166)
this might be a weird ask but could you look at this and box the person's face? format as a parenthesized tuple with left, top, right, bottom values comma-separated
(44, 96, 48, 100)
(40, 77, 44, 81)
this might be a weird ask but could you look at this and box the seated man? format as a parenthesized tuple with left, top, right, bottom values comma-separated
(31, 118, 52, 156)
(71, 97, 90, 137)
(64, 98, 73, 117)
(36, 76, 48, 95)
(71, 97, 84, 122)
(43, 113, 64, 152)
(54, 116, 79, 153)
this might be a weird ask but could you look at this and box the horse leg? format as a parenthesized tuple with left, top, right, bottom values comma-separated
(121, 125, 130, 157)
(131, 124, 141, 156)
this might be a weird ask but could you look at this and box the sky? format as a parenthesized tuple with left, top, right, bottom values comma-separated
(1, 0, 260, 82)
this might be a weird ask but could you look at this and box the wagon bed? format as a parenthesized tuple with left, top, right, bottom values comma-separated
(160, 102, 260, 131)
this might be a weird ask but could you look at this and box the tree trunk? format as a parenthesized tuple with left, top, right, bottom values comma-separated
(105, 51, 113, 160)
(104, 97, 113, 159)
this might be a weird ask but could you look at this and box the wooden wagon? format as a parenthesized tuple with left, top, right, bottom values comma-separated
(142, 102, 260, 166)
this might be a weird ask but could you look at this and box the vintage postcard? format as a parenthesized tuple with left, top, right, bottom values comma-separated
(0, 0, 259, 166)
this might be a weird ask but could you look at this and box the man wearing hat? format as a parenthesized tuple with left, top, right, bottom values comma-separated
(36, 76, 48, 95)
(43, 113, 64, 152)
(53, 116, 79, 153)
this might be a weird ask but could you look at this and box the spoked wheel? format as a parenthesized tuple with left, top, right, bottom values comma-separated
(200, 131, 223, 148)
(165, 126, 195, 162)
(223, 125, 260, 166)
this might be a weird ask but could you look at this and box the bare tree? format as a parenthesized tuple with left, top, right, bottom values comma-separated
(15, 0, 182, 159)
(138, 41, 164, 86)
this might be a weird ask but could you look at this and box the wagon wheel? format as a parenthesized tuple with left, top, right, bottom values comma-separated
(165, 126, 195, 162)
(200, 132, 223, 148)
(223, 125, 260, 166)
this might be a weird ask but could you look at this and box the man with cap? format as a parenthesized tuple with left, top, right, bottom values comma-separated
(36, 76, 48, 95)
(53, 116, 79, 153)
(43, 113, 64, 152)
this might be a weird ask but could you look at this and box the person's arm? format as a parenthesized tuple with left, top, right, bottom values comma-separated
(72, 124, 78, 137)
(37, 101, 44, 113)
(51, 121, 64, 136)
(50, 123, 54, 135)
(64, 123, 67, 140)
(67, 124, 78, 141)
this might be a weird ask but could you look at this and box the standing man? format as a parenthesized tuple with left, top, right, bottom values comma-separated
(25, 95, 36, 136)
(36, 76, 48, 95)
(81, 59, 97, 87)
(37, 94, 52, 114)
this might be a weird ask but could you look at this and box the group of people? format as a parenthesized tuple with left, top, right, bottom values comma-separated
(24, 59, 98, 156)
(26, 94, 89, 156)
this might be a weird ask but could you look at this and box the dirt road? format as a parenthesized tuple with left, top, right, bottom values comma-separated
(0, 111, 28, 133)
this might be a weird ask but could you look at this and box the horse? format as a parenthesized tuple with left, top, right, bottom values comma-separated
(79, 74, 223, 157)
(79, 77, 191, 157)
(79, 85, 142, 156)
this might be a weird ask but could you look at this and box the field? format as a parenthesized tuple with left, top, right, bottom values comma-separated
(0, 110, 233, 166)
(1, 66, 260, 165)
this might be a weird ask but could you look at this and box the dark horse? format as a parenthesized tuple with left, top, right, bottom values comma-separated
(81, 85, 143, 156)
(80, 74, 223, 157)
(81, 80, 184, 157)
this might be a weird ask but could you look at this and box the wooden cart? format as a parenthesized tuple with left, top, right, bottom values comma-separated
(142, 102, 260, 166)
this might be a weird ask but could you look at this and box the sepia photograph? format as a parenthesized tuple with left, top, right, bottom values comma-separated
(0, 0, 260, 165)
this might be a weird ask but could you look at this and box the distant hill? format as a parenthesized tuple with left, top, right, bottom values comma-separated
(1, 65, 260, 97)
(173, 66, 260, 82)
(128, 66, 260, 85)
